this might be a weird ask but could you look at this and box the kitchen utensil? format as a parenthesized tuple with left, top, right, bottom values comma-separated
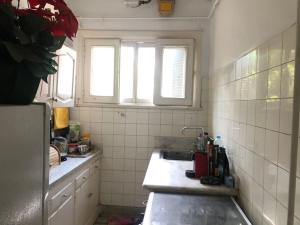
(78, 145, 89, 155)
(53, 137, 68, 156)
(49, 145, 61, 167)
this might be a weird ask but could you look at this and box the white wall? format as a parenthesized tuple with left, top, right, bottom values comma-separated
(208, 0, 299, 224)
(209, 0, 297, 72)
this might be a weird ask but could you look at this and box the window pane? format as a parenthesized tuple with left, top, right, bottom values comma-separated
(137, 47, 155, 100)
(90, 46, 115, 96)
(57, 54, 74, 99)
(120, 46, 135, 100)
(161, 47, 187, 98)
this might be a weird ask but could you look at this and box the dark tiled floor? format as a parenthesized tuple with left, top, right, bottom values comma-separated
(94, 206, 145, 225)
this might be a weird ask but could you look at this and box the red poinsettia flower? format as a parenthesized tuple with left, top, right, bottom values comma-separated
(27, 0, 78, 39)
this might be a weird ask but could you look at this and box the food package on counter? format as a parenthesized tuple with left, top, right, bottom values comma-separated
(69, 121, 80, 143)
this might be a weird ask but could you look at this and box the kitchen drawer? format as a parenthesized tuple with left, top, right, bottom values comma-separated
(89, 160, 100, 176)
(75, 168, 89, 190)
(49, 182, 73, 216)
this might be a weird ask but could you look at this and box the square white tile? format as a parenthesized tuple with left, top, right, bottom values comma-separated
(277, 167, 289, 208)
(263, 191, 276, 225)
(275, 202, 288, 225)
(282, 25, 296, 63)
(294, 177, 300, 219)
(173, 111, 185, 125)
(248, 50, 257, 75)
(265, 130, 279, 164)
(263, 160, 278, 197)
(279, 98, 293, 134)
(256, 71, 268, 100)
(247, 100, 256, 125)
(278, 133, 291, 171)
(268, 66, 281, 99)
(281, 62, 295, 98)
(125, 123, 137, 135)
(266, 99, 280, 131)
(255, 100, 267, 128)
(258, 43, 269, 72)
(149, 112, 161, 125)
(161, 111, 173, 125)
(268, 34, 282, 68)
(254, 127, 265, 157)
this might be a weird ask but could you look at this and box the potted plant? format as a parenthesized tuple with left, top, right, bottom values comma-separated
(0, 0, 78, 104)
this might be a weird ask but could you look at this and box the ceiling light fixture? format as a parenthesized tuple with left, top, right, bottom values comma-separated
(124, 0, 152, 8)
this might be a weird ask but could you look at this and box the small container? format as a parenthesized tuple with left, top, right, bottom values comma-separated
(78, 145, 89, 155)
(194, 151, 209, 178)
(68, 143, 79, 154)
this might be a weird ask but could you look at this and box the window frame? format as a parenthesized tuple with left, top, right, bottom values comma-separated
(154, 39, 194, 106)
(83, 39, 120, 104)
(120, 41, 156, 104)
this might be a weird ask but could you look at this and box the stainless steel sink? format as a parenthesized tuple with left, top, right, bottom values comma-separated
(160, 150, 194, 161)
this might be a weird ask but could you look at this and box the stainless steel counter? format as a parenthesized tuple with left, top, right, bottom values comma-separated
(143, 193, 251, 225)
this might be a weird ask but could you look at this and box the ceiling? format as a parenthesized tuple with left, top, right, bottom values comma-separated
(65, 0, 215, 18)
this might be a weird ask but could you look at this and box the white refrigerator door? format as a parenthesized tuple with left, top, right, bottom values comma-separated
(0, 104, 50, 225)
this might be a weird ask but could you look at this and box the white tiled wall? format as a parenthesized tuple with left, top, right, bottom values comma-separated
(70, 106, 207, 207)
(208, 25, 298, 225)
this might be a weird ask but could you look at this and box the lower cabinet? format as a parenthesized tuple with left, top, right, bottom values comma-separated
(49, 158, 100, 225)
(75, 161, 100, 225)
(48, 195, 74, 225)
(88, 163, 100, 212)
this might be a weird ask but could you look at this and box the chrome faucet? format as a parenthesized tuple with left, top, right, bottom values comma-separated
(181, 126, 204, 136)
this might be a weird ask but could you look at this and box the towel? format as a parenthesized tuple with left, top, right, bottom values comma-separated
(54, 108, 69, 129)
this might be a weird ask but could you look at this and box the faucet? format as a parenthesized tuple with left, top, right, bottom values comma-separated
(181, 127, 205, 136)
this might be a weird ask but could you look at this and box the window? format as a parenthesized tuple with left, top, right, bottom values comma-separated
(120, 43, 156, 103)
(84, 38, 194, 106)
(154, 39, 194, 105)
(84, 39, 120, 103)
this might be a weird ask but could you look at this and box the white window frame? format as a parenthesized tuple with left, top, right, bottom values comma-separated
(154, 39, 194, 106)
(83, 39, 120, 104)
(120, 41, 156, 104)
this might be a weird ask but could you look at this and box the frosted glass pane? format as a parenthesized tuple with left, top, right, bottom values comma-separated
(90, 46, 115, 97)
(120, 46, 134, 100)
(161, 47, 187, 98)
(137, 47, 155, 100)
(57, 54, 73, 99)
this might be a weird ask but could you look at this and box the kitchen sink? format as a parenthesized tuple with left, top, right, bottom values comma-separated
(160, 150, 194, 161)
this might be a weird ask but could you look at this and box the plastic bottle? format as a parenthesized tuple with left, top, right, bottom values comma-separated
(214, 135, 222, 147)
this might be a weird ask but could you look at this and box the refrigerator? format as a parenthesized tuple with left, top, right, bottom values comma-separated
(0, 103, 50, 225)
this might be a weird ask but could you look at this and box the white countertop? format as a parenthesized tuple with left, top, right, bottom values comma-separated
(143, 150, 238, 196)
(49, 151, 100, 186)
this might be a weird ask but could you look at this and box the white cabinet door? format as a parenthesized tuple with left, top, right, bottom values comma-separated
(35, 75, 53, 103)
(52, 45, 77, 108)
(48, 195, 74, 225)
(75, 180, 89, 225)
(88, 169, 100, 211)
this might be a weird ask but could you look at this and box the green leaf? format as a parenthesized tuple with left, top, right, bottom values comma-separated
(0, 4, 16, 39)
(2, 41, 43, 63)
(18, 13, 48, 35)
(42, 76, 48, 83)
(26, 62, 48, 78)
(48, 36, 66, 52)
(37, 31, 55, 47)
(13, 27, 31, 45)
(44, 64, 57, 74)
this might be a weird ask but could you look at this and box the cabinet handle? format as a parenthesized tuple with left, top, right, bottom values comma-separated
(88, 193, 93, 198)
(95, 165, 99, 169)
